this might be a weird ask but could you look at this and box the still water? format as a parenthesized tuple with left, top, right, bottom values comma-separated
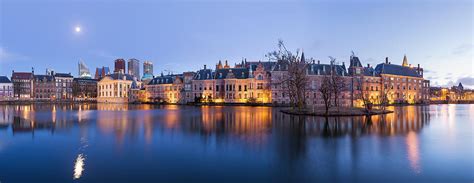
(0, 104, 472, 182)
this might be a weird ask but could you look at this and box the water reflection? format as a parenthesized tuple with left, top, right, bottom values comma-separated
(1, 104, 472, 182)
(73, 153, 85, 179)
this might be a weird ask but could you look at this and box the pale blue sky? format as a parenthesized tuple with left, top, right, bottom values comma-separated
(1, 0, 472, 87)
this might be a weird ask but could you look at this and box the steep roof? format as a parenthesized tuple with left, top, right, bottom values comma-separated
(73, 78, 98, 83)
(307, 64, 348, 76)
(193, 69, 214, 80)
(215, 68, 249, 79)
(374, 63, 422, 77)
(349, 56, 363, 67)
(148, 74, 183, 85)
(246, 61, 276, 71)
(0, 76, 11, 83)
(12, 72, 33, 80)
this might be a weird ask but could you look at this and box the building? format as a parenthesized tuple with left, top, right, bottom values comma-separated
(95, 66, 110, 79)
(127, 58, 140, 80)
(191, 65, 216, 102)
(181, 72, 195, 103)
(33, 74, 55, 100)
(372, 56, 429, 104)
(141, 61, 154, 83)
(73, 78, 98, 101)
(97, 73, 141, 103)
(78, 60, 92, 79)
(430, 83, 474, 103)
(54, 73, 74, 100)
(114, 59, 126, 74)
(11, 70, 34, 100)
(145, 74, 184, 103)
(0, 76, 13, 100)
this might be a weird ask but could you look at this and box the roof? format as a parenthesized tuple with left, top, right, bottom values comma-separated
(246, 61, 276, 71)
(104, 73, 135, 81)
(349, 56, 363, 67)
(73, 78, 98, 82)
(11, 72, 33, 80)
(374, 63, 422, 77)
(215, 68, 249, 79)
(54, 73, 73, 78)
(193, 69, 214, 80)
(307, 64, 348, 76)
(34, 75, 54, 82)
(0, 76, 11, 83)
(148, 75, 183, 85)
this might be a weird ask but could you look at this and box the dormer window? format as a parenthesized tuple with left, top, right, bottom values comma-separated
(257, 75, 263, 80)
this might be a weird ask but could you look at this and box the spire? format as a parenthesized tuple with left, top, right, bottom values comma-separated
(300, 50, 305, 62)
(402, 54, 409, 67)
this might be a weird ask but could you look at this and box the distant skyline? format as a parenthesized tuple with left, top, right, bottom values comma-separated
(1, 0, 472, 88)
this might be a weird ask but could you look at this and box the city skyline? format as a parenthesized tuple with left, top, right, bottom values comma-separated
(1, 0, 472, 88)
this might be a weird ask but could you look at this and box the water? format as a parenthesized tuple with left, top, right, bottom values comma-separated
(0, 104, 472, 182)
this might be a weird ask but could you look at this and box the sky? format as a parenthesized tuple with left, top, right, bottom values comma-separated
(0, 0, 472, 88)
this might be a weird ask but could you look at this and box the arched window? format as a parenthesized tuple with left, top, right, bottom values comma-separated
(257, 75, 263, 80)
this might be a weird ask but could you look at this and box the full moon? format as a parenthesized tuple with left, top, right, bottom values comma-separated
(75, 26, 81, 33)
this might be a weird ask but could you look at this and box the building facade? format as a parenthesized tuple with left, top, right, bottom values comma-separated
(33, 74, 55, 100)
(127, 58, 140, 80)
(73, 78, 98, 101)
(54, 73, 74, 100)
(97, 73, 140, 103)
(114, 59, 126, 74)
(0, 76, 13, 100)
(78, 60, 92, 79)
(142, 61, 154, 83)
(145, 74, 184, 103)
(11, 70, 34, 100)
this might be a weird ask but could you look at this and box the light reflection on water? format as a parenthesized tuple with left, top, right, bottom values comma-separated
(0, 104, 472, 182)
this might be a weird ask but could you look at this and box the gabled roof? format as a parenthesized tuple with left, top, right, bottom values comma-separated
(349, 56, 363, 67)
(34, 75, 54, 82)
(0, 76, 11, 83)
(215, 68, 249, 79)
(374, 63, 422, 77)
(12, 72, 33, 80)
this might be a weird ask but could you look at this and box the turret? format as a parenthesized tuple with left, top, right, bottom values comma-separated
(402, 54, 409, 67)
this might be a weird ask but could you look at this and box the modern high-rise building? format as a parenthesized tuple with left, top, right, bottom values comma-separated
(78, 60, 92, 79)
(114, 59, 126, 73)
(142, 61, 153, 82)
(95, 66, 110, 79)
(127, 58, 140, 80)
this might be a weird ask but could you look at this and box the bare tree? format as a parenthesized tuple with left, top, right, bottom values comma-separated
(328, 57, 346, 107)
(319, 75, 333, 115)
(378, 89, 390, 111)
(267, 40, 309, 110)
(354, 76, 372, 113)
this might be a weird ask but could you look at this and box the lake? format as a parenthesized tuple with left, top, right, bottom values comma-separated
(0, 104, 472, 182)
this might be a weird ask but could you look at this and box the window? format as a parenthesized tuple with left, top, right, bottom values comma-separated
(216, 85, 219, 91)
(257, 75, 263, 80)
(257, 83, 263, 89)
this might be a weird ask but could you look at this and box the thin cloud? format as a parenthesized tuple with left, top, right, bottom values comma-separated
(0, 47, 30, 63)
(452, 43, 473, 55)
(456, 76, 474, 87)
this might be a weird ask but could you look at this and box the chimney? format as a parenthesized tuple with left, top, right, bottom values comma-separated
(418, 64, 420, 69)
(385, 57, 389, 64)
(317, 60, 320, 64)
(204, 65, 207, 69)
(367, 64, 370, 68)
(32, 67, 34, 74)
(123, 75, 126, 80)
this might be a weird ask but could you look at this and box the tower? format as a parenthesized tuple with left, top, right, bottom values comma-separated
(402, 54, 409, 67)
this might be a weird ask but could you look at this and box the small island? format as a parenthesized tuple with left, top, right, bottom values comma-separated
(281, 107, 393, 117)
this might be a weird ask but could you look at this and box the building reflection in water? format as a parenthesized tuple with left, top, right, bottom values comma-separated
(1, 104, 431, 176)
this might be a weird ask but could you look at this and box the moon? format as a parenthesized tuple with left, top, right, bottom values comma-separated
(75, 26, 81, 33)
